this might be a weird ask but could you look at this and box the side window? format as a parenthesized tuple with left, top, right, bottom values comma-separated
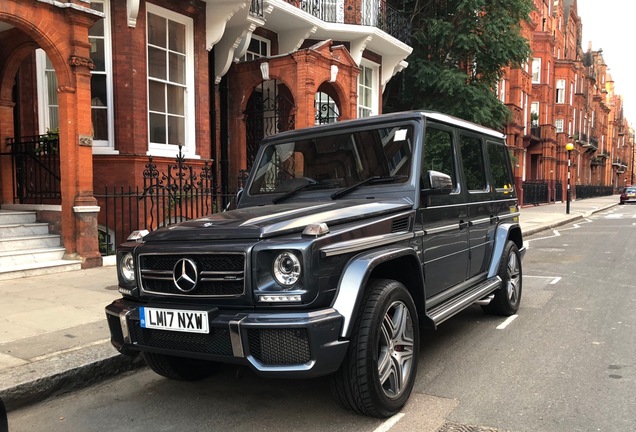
(459, 134, 487, 191)
(487, 141, 515, 196)
(422, 127, 457, 191)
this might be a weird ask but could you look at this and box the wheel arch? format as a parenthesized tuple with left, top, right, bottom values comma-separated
(332, 247, 424, 338)
(487, 223, 523, 278)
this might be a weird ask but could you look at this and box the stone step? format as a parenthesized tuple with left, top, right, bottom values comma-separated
(0, 234, 62, 252)
(0, 259, 83, 281)
(0, 247, 66, 269)
(0, 210, 36, 225)
(0, 222, 50, 239)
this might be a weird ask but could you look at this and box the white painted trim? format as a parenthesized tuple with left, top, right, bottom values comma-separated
(73, 206, 101, 213)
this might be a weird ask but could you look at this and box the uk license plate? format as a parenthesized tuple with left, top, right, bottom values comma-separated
(139, 307, 209, 334)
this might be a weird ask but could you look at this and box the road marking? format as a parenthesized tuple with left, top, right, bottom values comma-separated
(525, 275, 561, 284)
(373, 413, 405, 432)
(496, 314, 518, 330)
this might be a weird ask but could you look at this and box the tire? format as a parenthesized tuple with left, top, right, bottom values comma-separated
(330, 279, 419, 417)
(482, 241, 522, 316)
(142, 352, 219, 381)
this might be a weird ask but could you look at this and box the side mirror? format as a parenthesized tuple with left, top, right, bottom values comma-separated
(422, 170, 453, 196)
(224, 189, 243, 211)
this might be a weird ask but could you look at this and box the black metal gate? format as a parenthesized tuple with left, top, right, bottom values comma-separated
(244, 80, 295, 171)
(5, 134, 61, 204)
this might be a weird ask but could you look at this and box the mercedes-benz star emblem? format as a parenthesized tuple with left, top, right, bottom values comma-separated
(173, 258, 198, 293)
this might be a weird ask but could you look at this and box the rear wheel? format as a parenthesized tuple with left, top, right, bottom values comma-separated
(482, 241, 522, 316)
(331, 279, 419, 417)
(142, 352, 219, 381)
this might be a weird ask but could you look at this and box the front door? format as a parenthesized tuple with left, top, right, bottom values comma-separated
(419, 123, 469, 298)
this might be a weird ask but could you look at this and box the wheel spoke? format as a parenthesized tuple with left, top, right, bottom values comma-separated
(378, 301, 414, 399)
(507, 252, 520, 302)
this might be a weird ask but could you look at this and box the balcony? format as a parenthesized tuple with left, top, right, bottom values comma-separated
(284, 0, 411, 44)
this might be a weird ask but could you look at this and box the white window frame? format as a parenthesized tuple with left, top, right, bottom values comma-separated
(35, 49, 58, 135)
(498, 79, 506, 103)
(146, 4, 197, 158)
(241, 34, 270, 61)
(90, 0, 116, 154)
(532, 58, 541, 84)
(555, 118, 564, 133)
(357, 59, 379, 118)
(531, 102, 539, 127)
(556, 79, 566, 104)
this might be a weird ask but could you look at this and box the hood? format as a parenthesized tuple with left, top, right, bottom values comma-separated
(143, 198, 413, 242)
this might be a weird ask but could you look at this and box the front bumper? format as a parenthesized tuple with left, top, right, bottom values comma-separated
(105, 299, 348, 378)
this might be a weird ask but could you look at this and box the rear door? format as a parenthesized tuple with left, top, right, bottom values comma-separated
(457, 131, 493, 279)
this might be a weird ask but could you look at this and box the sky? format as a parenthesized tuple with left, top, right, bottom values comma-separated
(576, 0, 636, 124)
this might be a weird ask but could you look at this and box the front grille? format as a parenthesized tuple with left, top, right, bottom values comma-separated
(247, 328, 311, 365)
(139, 253, 245, 297)
(131, 322, 233, 356)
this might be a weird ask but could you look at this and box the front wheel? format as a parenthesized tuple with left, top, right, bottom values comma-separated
(330, 279, 419, 417)
(482, 241, 522, 316)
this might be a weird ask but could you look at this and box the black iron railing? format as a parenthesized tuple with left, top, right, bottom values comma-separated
(286, 0, 411, 44)
(250, 0, 264, 17)
(95, 146, 240, 255)
(5, 134, 61, 204)
(574, 185, 613, 200)
(522, 181, 549, 205)
(555, 181, 563, 202)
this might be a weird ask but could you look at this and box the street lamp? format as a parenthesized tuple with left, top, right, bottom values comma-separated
(566, 142, 574, 214)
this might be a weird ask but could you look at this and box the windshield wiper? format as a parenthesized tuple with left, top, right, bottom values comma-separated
(330, 175, 404, 200)
(272, 178, 319, 204)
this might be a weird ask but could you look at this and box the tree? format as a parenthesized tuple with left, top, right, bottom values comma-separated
(384, 0, 533, 130)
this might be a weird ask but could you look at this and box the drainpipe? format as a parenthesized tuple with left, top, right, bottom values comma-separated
(208, 49, 218, 205)
(220, 75, 230, 205)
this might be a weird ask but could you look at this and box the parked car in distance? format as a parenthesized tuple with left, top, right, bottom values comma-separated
(105, 111, 525, 418)
(619, 186, 636, 204)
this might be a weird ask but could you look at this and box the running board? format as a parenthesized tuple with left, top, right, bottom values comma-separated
(427, 277, 502, 327)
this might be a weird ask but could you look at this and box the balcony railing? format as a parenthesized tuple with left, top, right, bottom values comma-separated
(286, 0, 411, 44)
(250, 0, 264, 17)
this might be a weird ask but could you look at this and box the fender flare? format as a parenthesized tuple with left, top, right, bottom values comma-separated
(332, 247, 423, 338)
(487, 223, 523, 278)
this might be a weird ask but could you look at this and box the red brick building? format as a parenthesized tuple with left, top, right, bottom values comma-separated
(502, 0, 634, 206)
(0, 0, 412, 267)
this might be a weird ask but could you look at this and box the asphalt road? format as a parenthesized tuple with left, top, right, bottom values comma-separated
(8, 205, 636, 432)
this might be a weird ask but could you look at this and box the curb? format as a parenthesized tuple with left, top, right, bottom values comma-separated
(521, 202, 617, 237)
(0, 342, 144, 412)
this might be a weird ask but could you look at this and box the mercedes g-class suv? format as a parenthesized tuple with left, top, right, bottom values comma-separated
(106, 111, 524, 417)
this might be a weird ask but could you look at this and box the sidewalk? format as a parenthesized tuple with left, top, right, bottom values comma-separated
(0, 194, 620, 410)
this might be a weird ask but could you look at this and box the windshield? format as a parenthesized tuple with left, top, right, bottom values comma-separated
(248, 125, 413, 196)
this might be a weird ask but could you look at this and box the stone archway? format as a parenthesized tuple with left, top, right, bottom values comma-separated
(0, 0, 103, 267)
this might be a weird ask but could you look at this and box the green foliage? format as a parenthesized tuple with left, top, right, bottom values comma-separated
(384, 0, 533, 130)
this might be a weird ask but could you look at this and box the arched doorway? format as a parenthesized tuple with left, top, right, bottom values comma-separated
(244, 79, 295, 171)
(0, 0, 102, 267)
(315, 82, 342, 124)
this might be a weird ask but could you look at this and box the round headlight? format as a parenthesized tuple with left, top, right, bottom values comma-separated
(119, 252, 135, 282)
(272, 251, 301, 286)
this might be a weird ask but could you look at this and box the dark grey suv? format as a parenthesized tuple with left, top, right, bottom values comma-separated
(106, 111, 524, 417)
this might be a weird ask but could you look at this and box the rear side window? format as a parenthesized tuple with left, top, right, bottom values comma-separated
(487, 140, 514, 196)
(459, 134, 487, 191)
